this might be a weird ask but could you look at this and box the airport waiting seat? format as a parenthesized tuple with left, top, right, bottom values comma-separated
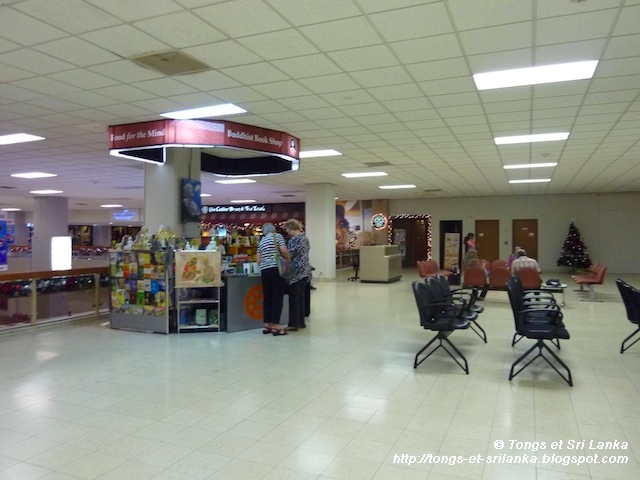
(411, 280, 473, 373)
(506, 278, 572, 386)
(615, 279, 640, 354)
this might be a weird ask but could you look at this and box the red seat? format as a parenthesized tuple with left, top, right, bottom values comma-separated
(572, 263, 607, 301)
(417, 259, 451, 279)
(515, 267, 542, 289)
(463, 266, 488, 289)
(489, 266, 511, 290)
(491, 260, 507, 271)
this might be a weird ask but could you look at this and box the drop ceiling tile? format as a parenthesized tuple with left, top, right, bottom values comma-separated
(300, 17, 384, 51)
(174, 70, 240, 91)
(269, 0, 362, 25)
(406, 58, 470, 81)
(134, 12, 226, 48)
(0, 64, 34, 82)
(298, 74, 361, 94)
(16, 0, 122, 34)
(93, 85, 158, 103)
(220, 62, 290, 85)
(0, 49, 74, 75)
(238, 30, 319, 60)
(349, 66, 413, 88)
(0, 8, 66, 45)
(80, 25, 169, 58)
(47, 70, 121, 90)
(368, 83, 423, 101)
(369, 3, 452, 42)
(328, 45, 399, 72)
(390, 34, 463, 66)
(459, 23, 532, 56)
(88, 60, 164, 83)
(271, 54, 341, 79)
(207, 86, 268, 104)
(251, 80, 313, 99)
(195, 1, 289, 37)
(448, 0, 532, 30)
(537, 10, 618, 46)
(277, 95, 333, 111)
(613, 5, 640, 36)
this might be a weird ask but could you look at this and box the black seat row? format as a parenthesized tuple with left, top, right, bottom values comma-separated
(615, 279, 640, 354)
(411, 275, 487, 373)
(506, 277, 572, 386)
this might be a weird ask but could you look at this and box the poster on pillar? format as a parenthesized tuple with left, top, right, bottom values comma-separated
(181, 179, 202, 223)
(0, 218, 7, 271)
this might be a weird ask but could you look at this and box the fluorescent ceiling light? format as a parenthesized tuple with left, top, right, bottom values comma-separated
(473, 60, 598, 90)
(160, 103, 246, 119)
(230, 199, 256, 203)
(342, 172, 387, 178)
(100, 204, 123, 208)
(31, 190, 63, 194)
(200, 193, 211, 197)
(299, 149, 342, 158)
(215, 179, 257, 184)
(1, 208, 21, 212)
(0, 133, 45, 145)
(503, 162, 558, 170)
(495, 132, 569, 145)
(379, 184, 416, 189)
(509, 179, 551, 184)
(11, 172, 57, 179)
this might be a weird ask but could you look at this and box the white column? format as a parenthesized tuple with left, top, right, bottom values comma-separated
(32, 196, 69, 271)
(305, 183, 336, 281)
(11, 211, 29, 245)
(144, 148, 201, 238)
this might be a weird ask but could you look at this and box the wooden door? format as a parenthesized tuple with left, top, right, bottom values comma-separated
(512, 219, 538, 260)
(475, 220, 499, 262)
(392, 217, 428, 268)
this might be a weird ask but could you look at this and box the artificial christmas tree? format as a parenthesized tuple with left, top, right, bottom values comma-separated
(557, 222, 592, 271)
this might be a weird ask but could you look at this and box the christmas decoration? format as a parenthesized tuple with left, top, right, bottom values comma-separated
(557, 222, 592, 271)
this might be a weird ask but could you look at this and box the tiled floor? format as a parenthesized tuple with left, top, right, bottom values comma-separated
(1, 269, 639, 479)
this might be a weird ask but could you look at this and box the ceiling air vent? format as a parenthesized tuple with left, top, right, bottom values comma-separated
(130, 50, 211, 76)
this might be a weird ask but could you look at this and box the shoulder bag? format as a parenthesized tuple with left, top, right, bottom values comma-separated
(273, 233, 290, 279)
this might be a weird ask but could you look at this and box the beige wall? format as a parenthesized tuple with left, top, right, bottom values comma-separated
(391, 192, 640, 274)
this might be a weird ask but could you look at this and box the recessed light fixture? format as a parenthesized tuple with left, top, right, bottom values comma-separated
(0, 133, 46, 145)
(299, 149, 342, 158)
(508, 179, 551, 184)
(230, 199, 256, 203)
(473, 60, 598, 90)
(379, 184, 416, 189)
(100, 204, 123, 208)
(215, 179, 257, 184)
(1, 208, 21, 212)
(11, 172, 57, 179)
(495, 132, 569, 145)
(503, 163, 558, 170)
(342, 172, 387, 178)
(160, 103, 246, 120)
(30, 190, 63, 194)
(200, 193, 211, 197)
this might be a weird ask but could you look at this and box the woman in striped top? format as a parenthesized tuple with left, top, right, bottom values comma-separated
(256, 223, 290, 336)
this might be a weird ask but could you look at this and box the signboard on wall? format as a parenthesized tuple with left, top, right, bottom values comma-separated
(444, 232, 461, 269)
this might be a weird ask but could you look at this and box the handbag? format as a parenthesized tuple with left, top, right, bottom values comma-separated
(273, 234, 290, 279)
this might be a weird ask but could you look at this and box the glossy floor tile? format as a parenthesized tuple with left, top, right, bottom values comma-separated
(0, 269, 639, 479)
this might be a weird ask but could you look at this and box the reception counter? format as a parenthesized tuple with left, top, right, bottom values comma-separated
(359, 245, 403, 283)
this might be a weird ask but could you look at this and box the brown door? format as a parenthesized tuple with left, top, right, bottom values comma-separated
(512, 219, 538, 260)
(475, 220, 499, 262)
(392, 217, 428, 268)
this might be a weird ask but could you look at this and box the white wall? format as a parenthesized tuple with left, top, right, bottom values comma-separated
(391, 192, 640, 274)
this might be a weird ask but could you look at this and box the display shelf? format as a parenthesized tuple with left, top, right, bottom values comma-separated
(176, 285, 222, 333)
(109, 250, 172, 334)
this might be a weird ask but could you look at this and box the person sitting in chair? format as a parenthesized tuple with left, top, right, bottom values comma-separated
(510, 249, 541, 274)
